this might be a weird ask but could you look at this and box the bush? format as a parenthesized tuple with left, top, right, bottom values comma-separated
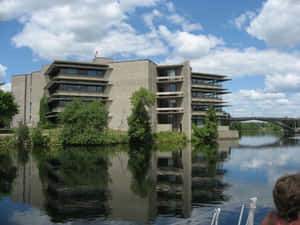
(192, 105, 218, 146)
(31, 128, 49, 146)
(15, 123, 30, 145)
(154, 131, 187, 151)
(59, 100, 115, 145)
(0, 136, 17, 148)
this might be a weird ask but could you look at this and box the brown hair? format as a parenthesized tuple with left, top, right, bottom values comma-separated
(273, 173, 300, 222)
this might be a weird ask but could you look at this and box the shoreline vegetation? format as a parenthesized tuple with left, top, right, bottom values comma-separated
(230, 122, 284, 135)
(0, 128, 187, 151)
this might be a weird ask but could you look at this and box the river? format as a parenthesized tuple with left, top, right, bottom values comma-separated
(0, 134, 299, 225)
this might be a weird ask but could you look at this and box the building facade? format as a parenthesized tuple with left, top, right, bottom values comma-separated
(11, 57, 230, 138)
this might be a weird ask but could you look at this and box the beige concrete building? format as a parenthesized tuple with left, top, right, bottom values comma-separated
(11, 57, 230, 138)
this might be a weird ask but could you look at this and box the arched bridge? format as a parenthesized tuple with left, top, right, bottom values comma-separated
(230, 117, 300, 135)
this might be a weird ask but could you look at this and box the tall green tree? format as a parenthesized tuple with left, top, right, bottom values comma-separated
(38, 93, 54, 128)
(59, 99, 109, 145)
(0, 84, 18, 128)
(192, 105, 218, 145)
(127, 87, 156, 144)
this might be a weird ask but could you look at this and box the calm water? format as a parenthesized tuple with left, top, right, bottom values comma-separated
(0, 134, 300, 225)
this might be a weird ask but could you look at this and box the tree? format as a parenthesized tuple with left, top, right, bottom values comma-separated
(59, 99, 109, 145)
(38, 94, 54, 128)
(0, 84, 18, 128)
(127, 88, 156, 144)
(192, 105, 218, 145)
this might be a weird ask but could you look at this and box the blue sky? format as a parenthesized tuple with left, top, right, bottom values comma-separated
(1, 0, 300, 117)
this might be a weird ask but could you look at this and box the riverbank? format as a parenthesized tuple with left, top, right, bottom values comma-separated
(0, 128, 188, 151)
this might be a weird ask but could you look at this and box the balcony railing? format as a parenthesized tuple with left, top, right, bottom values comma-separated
(191, 97, 223, 103)
(157, 75, 184, 83)
(157, 91, 184, 98)
(51, 90, 108, 97)
(156, 107, 184, 114)
(191, 83, 225, 90)
(192, 111, 227, 117)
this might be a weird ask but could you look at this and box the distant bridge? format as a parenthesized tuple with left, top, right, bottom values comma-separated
(230, 117, 300, 135)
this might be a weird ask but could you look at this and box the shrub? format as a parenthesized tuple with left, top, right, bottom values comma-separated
(59, 100, 109, 145)
(192, 105, 218, 146)
(31, 128, 49, 146)
(15, 123, 30, 145)
(154, 131, 187, 152)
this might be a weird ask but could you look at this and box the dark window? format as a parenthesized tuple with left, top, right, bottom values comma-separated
(58, 68, 105, 77)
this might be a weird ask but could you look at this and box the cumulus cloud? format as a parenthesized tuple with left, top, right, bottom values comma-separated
(232, 11, 256, 30)
(0, 83, 11, 92)
(226, 89, 300, 117)
(167, 13, 202, 32)
(246, 0, 300, 48)
(240, 89, 285, 100)
(2, 0, 168, 60)
(265, 73, 300, 93)
(159, 25, 223, 60)
(186, 47, 300, 77)
(0, 64, 7, 80)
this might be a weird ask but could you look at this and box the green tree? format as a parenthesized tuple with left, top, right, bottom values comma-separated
(59, 99, 109, 145)
(192, 105, 218, 145)
(38, 94, 54, 128)
(127, 88, 156, 144)
(0, 84, 18, 128)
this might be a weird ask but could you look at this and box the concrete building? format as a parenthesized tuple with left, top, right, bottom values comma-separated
(11, 57, 230, 138)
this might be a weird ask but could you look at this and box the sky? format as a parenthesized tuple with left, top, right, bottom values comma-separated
(1, 0, 300, 117)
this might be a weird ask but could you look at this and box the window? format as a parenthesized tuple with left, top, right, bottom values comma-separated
(88, 70, 97, 76)
(58, 68, 105, 77)
(167, 69, 176, 76)
(54, 84, 104, 93)
(169, 84, 176, 92)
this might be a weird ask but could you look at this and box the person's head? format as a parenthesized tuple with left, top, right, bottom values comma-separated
(273, 172, 300, 222)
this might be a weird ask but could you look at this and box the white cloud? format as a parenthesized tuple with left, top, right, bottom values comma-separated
(265, 73, 300, 93)
(246, 0, 300, 48)
(0, 83, 11, 92)
(159, 25, 223, 60)
(240, 89, 285, 100)
(166, 1, 175, 12)
(0, 64, 7, 80)
(2, 0, 168, 60)
(232, 11, 256, 30)
(167, 14, 202, 32)
(143, 9, 162, 30)
(226, 89, 300, 117)
(187, 47, 300, 78)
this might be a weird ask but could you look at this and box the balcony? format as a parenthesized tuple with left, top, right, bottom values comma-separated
(157, 91, 184, 98)
(157, 75, 184, 83)
(46, 77, 110, 89)
(51, 90, 108, 98)
(191, 83, 226, 90)
(192, 111, 227, 117)
(156, 107, 184, 114)
(191, 97, 223, 103)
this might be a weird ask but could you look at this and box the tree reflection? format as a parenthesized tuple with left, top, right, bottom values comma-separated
(192, 142, 230, 205)
(33, 146, 115, 222)
(127, 144, 154, 198)
(0, 149, 16, 196)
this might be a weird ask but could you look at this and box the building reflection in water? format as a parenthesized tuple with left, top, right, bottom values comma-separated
(10, 149, 46, 211)
(7, 140, 236, 223)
